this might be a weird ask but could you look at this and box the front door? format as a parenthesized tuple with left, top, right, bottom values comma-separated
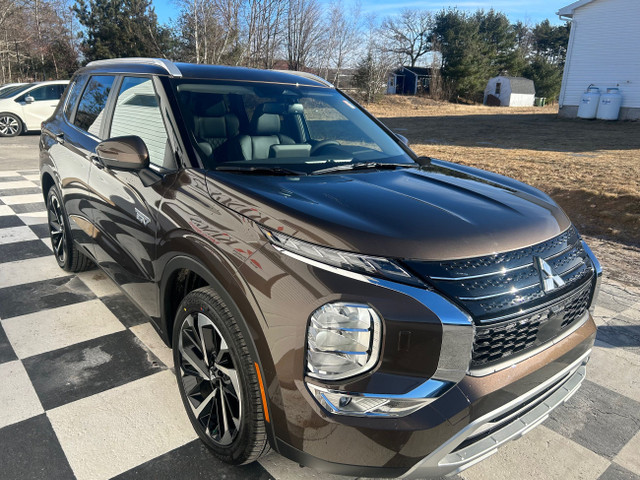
(87, 75, 179, 318)
(19, 84, 66, 130)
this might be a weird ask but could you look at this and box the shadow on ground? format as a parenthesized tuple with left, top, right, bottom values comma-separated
(381, 113, 640, 153)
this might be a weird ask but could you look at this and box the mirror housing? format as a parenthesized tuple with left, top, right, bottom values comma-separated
(96, 136, 150, 171)
(396, 133, 410, 147)
(24, 95, 35, 104)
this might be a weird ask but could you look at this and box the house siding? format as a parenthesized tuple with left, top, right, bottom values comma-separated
(559, 0, 640, 118)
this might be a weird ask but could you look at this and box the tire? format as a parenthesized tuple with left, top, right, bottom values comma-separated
(173, 287, 270, 465)
(46, 186, 94, 272)
(0, 113, 22, 137)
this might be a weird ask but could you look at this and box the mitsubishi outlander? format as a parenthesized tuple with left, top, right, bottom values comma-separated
(39, 58, 601, 478)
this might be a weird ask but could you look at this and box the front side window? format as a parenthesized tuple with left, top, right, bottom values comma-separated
(172, 79, 413, 173)
(25, 84, 65, 101)
(110, 77, 173, 169)
(74, 75, 115, 137)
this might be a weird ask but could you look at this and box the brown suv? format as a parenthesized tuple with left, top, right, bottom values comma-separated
(40, 58, 601, 478)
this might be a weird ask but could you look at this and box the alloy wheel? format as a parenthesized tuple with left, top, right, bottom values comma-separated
(47, 193, 66, 264)
(178, 312, 243, 446)
(0, 115, 20, 136)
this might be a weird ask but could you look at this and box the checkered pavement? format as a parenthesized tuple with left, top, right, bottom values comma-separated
(0, 169, 639, 480)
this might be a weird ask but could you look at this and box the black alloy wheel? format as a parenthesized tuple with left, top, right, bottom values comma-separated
(173, 287, 270, 464)
(46, 186, 94, 272)
(47, 191, 67, 265)
(178, 311, 243, 446)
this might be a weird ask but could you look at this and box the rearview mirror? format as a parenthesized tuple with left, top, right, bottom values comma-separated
(24, 95, 35, 104)
(396, 134, 410, 147)
(95, 136, 150, 171)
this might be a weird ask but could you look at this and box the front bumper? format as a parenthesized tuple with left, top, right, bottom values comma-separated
(403, 348, 590, 478)
(274, 314, 596, 478)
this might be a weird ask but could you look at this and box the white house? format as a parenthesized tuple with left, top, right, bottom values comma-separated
(483, 76, 535, 107)
(557, 0, 640, 120)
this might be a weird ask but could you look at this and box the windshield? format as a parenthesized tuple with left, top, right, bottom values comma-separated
(0, 84, 32, 99)
(171, 79, 415, 174)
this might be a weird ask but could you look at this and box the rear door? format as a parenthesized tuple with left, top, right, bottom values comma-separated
(19, 84, 66, 129)
(53, 74, 116, 257)
(87, 75, 179, 316)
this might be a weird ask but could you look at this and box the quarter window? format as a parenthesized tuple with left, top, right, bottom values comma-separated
(64, 77, 87, 120)
(74, 75, 115, 137)
(110, 77, 173, 169)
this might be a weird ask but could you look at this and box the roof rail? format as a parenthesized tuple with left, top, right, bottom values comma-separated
(85, 58, 182, 77)
(272, 70, 334, 88)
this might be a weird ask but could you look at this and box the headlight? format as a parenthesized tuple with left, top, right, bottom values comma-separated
(262, 228, 423, 286)
(306, 302, 381, 380)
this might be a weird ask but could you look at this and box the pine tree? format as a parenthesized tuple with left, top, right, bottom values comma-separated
(74, 0, 173, 62)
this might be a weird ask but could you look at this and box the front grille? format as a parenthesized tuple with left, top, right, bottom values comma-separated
(404, 226, 595, 368)
(471, 282, 592, 367)
(405, 226, 594, 321)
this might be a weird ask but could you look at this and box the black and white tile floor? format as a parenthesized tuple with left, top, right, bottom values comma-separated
(1, 170, 639, 480)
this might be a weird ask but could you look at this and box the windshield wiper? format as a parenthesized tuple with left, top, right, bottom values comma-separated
(311, 162, 417, 176)
(215, 165, 306, 176)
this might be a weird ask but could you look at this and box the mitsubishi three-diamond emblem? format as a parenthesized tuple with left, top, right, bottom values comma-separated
(536, 257, 565, 293)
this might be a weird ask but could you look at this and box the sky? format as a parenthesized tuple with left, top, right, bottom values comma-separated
(152, 0, 572, 26)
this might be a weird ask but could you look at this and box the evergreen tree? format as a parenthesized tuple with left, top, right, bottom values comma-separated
(74, 0, 173, 62)
(524, 56, 563, 101)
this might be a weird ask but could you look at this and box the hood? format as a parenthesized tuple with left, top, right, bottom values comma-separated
(205, 160, 571, 261)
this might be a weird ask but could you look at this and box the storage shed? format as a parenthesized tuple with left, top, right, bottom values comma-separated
(557, 0, 640, 120)
(483, 76, 535, 107)
(387, 67, 431, 95)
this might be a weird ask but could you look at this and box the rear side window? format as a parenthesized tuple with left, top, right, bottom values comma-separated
(110, 77, 174, 169)
(74, 75, 115, 137)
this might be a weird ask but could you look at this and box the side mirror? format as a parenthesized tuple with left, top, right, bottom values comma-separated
(95, 136, 150, 171)
(24, 95, 35, 104)
(396, 133, 410, 147)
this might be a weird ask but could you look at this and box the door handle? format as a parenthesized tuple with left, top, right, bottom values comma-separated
(55, 133, 64, 145)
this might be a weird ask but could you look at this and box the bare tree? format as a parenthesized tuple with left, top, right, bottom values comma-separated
(314, 0, 361, 87)
(381, 8, 433, 67)
(244, 0, 286, 68)
(175, 0, 242, 65)
(285, 0, 322, 71)
(354, 15, 396, 102)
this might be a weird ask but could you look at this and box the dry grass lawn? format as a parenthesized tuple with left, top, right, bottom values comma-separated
(366, 97, 640, 286)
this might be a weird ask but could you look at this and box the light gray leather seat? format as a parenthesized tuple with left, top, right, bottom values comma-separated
(230, 109, 295, 161)
(194, 101, 240, 163)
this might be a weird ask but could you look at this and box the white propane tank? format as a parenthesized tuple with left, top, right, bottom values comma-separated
(577, 85, 600, 119)
(597, 87, 623, 120)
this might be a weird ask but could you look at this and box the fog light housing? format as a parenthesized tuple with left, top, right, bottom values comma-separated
(306, 302, 381, 381)
(307, 383, 436, 417)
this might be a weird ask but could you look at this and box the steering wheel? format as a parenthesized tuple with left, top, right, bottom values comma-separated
(310, 140, 340, 155)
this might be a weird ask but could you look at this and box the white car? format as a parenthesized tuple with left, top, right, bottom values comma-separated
(0, 80, 69, 137)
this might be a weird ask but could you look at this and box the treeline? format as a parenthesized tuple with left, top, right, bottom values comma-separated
(0, 0, 80, 82)
(0, 0, 570, 103)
